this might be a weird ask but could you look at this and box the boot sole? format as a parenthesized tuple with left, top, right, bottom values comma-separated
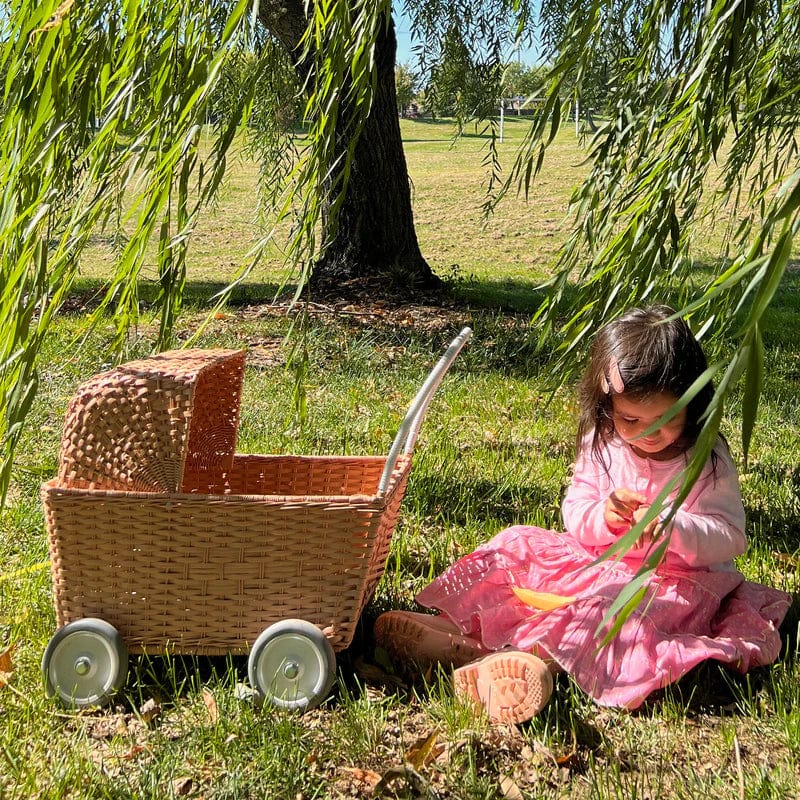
(453, 651, 554, 724)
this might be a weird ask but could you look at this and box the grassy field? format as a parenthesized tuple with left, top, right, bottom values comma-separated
(1, 117, 799, 799)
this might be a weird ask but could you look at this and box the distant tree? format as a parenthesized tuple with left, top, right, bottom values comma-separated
(501, 61, 547, 106)
(395, 62, 419, 116)
(538, 1, 639, 118)
(425, 24, 502, 119)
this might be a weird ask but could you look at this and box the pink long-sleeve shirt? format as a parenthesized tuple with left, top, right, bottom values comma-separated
(562, 435, 747, 570)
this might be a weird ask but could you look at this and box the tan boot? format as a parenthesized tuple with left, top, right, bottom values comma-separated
(453, 651, 554, 724)
(374, 611, 489, 669)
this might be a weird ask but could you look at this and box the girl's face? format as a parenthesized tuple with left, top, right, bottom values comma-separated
(611, 391, 687, 458)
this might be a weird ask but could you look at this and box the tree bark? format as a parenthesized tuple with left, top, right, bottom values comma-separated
(258, 2, 440, 293)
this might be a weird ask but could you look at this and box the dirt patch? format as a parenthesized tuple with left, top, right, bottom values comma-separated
(235, 276, 476, 336)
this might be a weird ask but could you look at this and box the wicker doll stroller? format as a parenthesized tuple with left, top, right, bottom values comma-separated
(41, 328, 472, 711)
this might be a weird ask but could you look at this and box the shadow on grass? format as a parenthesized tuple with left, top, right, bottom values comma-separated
(58, 261, 800, 385)
(64, 247, 800, 313)
(747, 506, 800, 554)
(451, 255, 800, 332)
(63, 272, 553, 315)
(123, 651, 248, 709)
(115, 585, 798, 748)
(61, 276, 289, 313)
(348, 606, 800, 752)
(641, 661, 766, 713)
(448, 276, 548, 313)
(58, 274, 565, 379)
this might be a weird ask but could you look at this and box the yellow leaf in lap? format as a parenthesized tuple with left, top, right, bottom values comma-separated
(511, 587, 576, 610)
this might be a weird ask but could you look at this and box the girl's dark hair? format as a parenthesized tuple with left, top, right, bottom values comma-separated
(576, 306, 713, 461)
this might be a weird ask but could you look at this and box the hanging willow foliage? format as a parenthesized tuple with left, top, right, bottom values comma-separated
(517, 1, 800, 462)
(2, 0, 798, 643)
(0, 1, 250, 502)
(499, 0, 800, 628)
(0, 0, 388, 505)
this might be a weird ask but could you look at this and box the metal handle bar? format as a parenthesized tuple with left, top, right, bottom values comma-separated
(377, 327, 472, 496)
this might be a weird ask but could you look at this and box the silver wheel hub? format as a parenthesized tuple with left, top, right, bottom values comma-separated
(74, 656, 92, 677)
(283, 660, 300, 680)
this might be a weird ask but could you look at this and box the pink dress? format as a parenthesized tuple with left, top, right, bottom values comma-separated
(416, 436, 791, 709)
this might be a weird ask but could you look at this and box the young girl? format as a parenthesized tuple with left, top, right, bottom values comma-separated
(374, 306, 792, 723)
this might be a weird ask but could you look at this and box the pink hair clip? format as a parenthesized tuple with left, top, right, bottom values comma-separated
(601, 356, 625, 394)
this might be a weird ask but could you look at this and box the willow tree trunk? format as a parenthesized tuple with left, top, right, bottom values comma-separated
(258, 2, 439, 292)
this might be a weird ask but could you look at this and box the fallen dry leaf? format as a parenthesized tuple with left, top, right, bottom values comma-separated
(0, 644, 15, 688)
(339, 766, 381, 788)
(499, 774, 524, 799)
(172, 776, 193, 797)
(118, 744, 146, 761)
(555, 727, 581, 769)
(405, 729, 441, 770)
(202, 687, 218, 724)
(772, 551, 800, 567)
(138, 698, 162, 725)
(522, 740, 560, 770)
(373, 765, 430, 797)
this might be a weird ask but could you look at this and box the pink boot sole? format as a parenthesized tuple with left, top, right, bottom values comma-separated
(453, 651, 554, 724)
(374, 611, 489, 669)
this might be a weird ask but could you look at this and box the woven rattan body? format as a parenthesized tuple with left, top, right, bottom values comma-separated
(44, 349, 412, 655)
(43, 454, 410, 654)
(57, 348, 246, 493)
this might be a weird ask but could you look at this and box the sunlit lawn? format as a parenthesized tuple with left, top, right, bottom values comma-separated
(1, 117, 799, 799)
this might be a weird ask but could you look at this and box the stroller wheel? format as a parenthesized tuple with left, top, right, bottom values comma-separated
(42, 618, 128, 708)
(248, 619, 336, 712)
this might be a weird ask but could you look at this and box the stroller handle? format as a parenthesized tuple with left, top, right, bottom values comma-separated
(377, 327, 472, 497)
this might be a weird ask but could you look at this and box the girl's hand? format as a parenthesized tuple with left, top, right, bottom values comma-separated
(604, 488, 647, 534)
(632, 505, 662, 547)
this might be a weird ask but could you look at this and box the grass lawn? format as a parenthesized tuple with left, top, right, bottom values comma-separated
(1, 117, 799, 799)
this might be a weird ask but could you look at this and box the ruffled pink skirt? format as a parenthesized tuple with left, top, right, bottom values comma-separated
(416, 526, 791, 709)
